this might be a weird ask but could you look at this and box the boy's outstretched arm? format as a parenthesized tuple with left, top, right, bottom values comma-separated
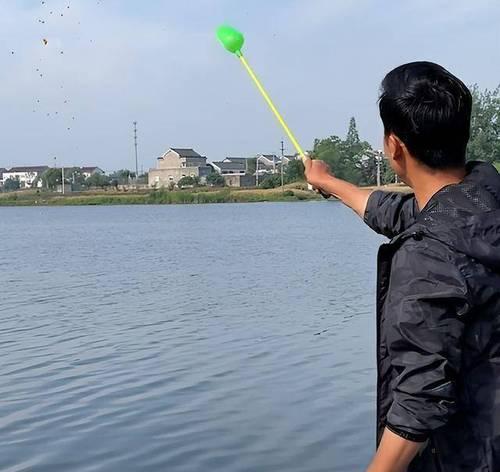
(304, 158, 372, 217)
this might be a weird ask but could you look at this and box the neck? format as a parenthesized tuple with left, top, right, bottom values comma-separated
(409, 166, 466, 211)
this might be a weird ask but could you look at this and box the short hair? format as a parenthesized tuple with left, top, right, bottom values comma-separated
(379, 61, 472, 169)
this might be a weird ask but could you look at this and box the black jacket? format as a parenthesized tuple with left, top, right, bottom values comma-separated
(364, 161, 500, 471)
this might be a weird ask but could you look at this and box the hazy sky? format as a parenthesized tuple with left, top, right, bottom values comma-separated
(1, 0, 499, 171)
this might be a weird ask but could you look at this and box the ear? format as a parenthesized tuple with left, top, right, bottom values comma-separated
(386, 133, 404, 161)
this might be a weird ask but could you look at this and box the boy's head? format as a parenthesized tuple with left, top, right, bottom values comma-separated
(379, 61, 472, 181)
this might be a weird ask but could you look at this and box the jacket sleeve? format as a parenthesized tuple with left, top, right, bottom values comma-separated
(363, 190, 418, 239)
(384, 240, 470, 442)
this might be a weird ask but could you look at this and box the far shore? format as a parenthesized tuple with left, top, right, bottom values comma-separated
(0, 182, 411, 207)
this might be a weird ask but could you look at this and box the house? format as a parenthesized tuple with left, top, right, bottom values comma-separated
(210, 157, 256, 187)
(222, 157, 253, 172)
(81, 167, 104, 179)
(0, 168, 6, 187)
(256, 154, 278, 175)
(210, 161, 246, 176)
(256, 153, 298, 176)
(148, 148, 212, 187)
(2, 166, 49, 188)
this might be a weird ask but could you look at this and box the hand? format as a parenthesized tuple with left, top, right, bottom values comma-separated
(304, 157, 333, 192)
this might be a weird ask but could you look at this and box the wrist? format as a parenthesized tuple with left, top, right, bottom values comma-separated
(313, 174, 334, 190)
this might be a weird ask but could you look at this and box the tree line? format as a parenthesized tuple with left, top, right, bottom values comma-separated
(2, 169, 148, 192)
(260, 83, 500, 188)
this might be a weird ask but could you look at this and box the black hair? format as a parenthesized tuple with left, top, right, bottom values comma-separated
(379, 61, 472, 169)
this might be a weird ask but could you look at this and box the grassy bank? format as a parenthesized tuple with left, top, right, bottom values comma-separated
(0, 183, 323, 207)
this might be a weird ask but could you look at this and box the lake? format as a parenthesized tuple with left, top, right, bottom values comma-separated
(0, 202, 384, 471)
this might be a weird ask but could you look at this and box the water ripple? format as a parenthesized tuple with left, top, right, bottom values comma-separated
(0, 203, 383, 471)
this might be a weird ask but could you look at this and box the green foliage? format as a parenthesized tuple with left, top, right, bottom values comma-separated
(85, 173, 110, 189)
(313, 117, 372, 185)
(148, 188, 231, 204)
(177, 176, 198, 187)
(42, 168, 65, 189)
(259, 174, 282, 189)
(382, 161, 397, 185)
(109, 169, 134, 185)
(69, 168, 86, 186)
(3, 178, 20, 191)
(206, 172, 225, 187)
(468, 84, 500, 163)
(285, 159, 305, 182)
(246, 158, 256, 175)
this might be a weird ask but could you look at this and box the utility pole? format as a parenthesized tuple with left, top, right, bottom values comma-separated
(280, 140, 285, 192)
(256, 155, 259, 186)
(133, 121, 139, 183)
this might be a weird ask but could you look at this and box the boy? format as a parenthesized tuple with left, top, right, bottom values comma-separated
(305, 61, 500, 471)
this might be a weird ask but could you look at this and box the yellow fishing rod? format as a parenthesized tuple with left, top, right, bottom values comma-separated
(216, 25, 329, 191)
(237, 54, 307, 161)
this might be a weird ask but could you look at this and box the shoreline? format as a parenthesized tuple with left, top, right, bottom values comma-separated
(0, 183, 410, 207)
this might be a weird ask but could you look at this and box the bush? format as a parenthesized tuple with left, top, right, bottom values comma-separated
(3, 178, 20, 192)
(177, 176, 198, 188)
(206, 172, 225, 187)
(259, 174, 282, 189)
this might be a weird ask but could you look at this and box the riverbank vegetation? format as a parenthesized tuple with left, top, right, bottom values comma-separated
(0, 183, 324, 207)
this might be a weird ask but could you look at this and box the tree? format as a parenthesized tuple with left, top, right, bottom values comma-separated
(285, 159, 305, 183)
(313, 117, 373, 185)
(358, 153, 379, 186)
(259, 174, 282, 189)
(206, 172, 225, 187)
(41, 168, 62, 190)
(468, 84, 500, 164)
(85, 173, 110, 189)
(246, 158, 257, 175)
(109, 169, 133, 185)
(3, 178, 20, 191)
(345, 116, 360, 147)
(68, 168, 86, 187)
(177, 176, 197, 187)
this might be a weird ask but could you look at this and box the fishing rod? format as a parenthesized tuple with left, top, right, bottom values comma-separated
(216, 25, 330, 198)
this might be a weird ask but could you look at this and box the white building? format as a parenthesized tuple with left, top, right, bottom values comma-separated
(2, 166, 49, 188)
(255, 154, 298, 176)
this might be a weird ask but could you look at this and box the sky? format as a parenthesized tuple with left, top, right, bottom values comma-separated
(1, 0, 499, 172)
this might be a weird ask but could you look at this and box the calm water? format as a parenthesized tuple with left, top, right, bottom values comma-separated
(1, 202, 384, 472)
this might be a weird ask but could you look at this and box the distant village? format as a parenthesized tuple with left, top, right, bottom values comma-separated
(0, 147, 299, 192)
